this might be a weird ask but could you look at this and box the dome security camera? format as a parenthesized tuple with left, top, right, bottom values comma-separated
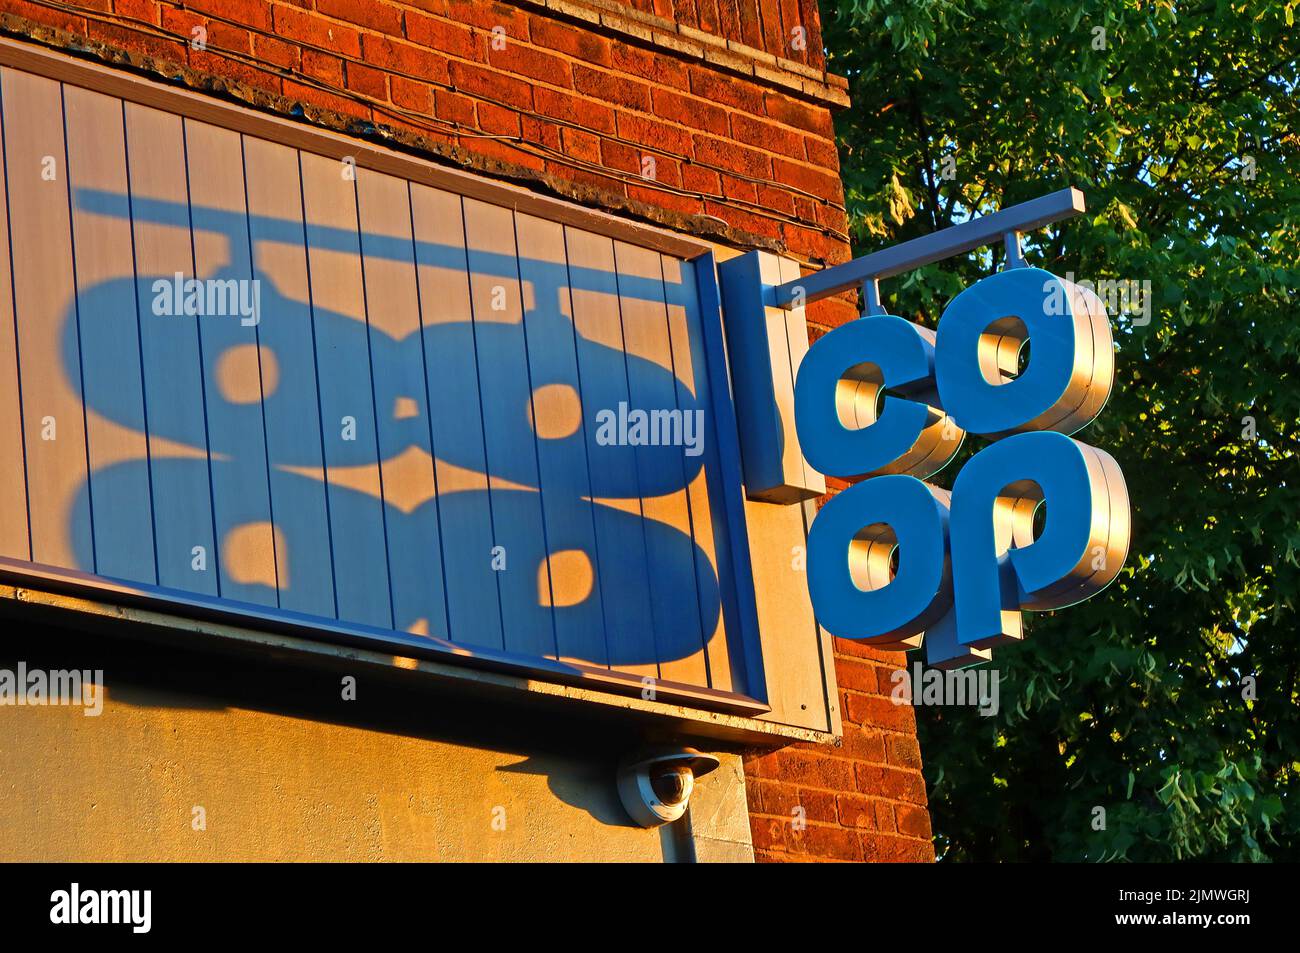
(616, 746, 721, 828)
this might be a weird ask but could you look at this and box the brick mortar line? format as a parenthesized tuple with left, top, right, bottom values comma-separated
(745, 753, 915, 765)
(751, 787, 928, 800)
(750, 818, 901, 829)
(753, 817, 932, 831)
(749, 732, 926, 750)
(747, 771, 928, 787)
(749, 818, 928, 833)
(754, 831, 931, 846)
(748, 794, 929, 812)
(750, 785, 926, 799)
(747, 779, 928, 794)
(752, 821, 926, 828)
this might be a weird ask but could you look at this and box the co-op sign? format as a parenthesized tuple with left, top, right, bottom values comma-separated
(719, 187, 1129, 669)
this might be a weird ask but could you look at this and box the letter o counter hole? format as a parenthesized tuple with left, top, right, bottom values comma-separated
(835, 362, 885, 431)
(541, 549, 594, 607)
(848, 522, 898, 592)
(528, 383, 583, 439)
(216, 343, 279, 404)
(977, 316, 1030, 385)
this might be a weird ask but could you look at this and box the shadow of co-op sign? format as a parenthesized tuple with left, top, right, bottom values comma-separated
(58, 182, 726, 673)
(723, 190, 1131, 670)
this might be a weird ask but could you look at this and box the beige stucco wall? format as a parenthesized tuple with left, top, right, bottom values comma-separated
(0, 615, 754, 862)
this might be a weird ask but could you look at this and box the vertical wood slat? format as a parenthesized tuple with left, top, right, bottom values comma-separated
(410, 184, 503, 650)
(241, 136, 336, 618)
(613, 240, 708, 687)
(0, 75, 29, 561)
(1, 69, 92, 572)
(123, 102, 216, 594)
(747, 495, 830, 730)
(184, 119, 277, 606)
(563, 226, 659, 678)
(662, 254, 735, 692)
(63, 85, 155, 583)
(515, 212, 607, 667)
(462, 197, 555, 660)
(355, 167, 446, 638)
(299, 151, 392, 629)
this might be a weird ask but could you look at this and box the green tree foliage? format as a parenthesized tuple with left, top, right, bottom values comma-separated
(821, 0, 1299, 860)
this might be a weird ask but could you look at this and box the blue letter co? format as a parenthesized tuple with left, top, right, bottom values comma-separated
(795, 266, 1130, 668)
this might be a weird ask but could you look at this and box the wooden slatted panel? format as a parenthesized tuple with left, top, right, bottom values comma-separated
(0, 76, 29, 561)
(1, 70, 92, 571)
(63, 85, 155, 583)
(123, 101, 216, 594)
(0, 66, 762, 701)
(241, 136, 336, 618)
(410, 184, 503, 649)
(515, 212, 607, 667)
(462, 197, 555, 660)
(662, 254, 737, 692)
(563, 227, 659, 678)
(185, 119, 278, 606)
(299, 151, 391, 629)
(355, 168, 446, 638)
(613, 241, 709, 686)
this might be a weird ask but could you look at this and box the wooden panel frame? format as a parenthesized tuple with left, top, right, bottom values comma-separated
(0, 37, 841, 730)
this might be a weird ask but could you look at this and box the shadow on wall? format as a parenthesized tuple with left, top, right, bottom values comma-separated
(41, 186, 729, 676)
(496, 756, 634, 828)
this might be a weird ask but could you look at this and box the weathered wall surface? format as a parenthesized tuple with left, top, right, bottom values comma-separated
(0, 615, 752, 861)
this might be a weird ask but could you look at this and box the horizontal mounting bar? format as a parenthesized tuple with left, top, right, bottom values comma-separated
(772, 186, 1087, 308)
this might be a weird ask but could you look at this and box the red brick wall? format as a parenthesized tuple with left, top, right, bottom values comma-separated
(1, 0, 932, 863)
(746, 640, 936, 862)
